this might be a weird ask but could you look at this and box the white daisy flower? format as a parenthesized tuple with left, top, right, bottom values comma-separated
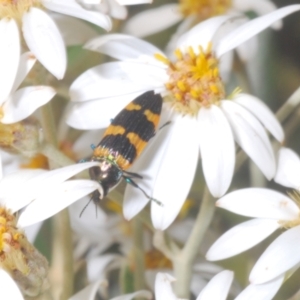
(77, 0, 153, 21)
(0, 50, 55, 124)
(206, 147, 300, 285)
(66, 6, 297, 230)
(123, 0, 280, 38)
(0, 0, 112, 80)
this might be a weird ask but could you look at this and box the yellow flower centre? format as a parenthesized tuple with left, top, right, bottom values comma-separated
(179, 0, 232, 20)
(155, 44, 226, 115)
(0, 206, 49, 297)
(0, 207, 29, 273)
(0, 0, 41, 21)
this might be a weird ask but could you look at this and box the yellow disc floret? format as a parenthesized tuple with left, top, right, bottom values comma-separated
(0, 0, 41, 21)
(0, 207, 49, 297)
(179, 0, 232, 20)
(155, 44, 226, 115)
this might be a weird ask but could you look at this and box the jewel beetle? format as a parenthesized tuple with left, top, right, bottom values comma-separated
(88, 90, 163, 204)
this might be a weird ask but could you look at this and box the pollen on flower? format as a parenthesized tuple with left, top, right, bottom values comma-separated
(179, 0, 232, 20)
(0, 207, 49, 297)
(155, 44, 226, 115)
(0, 0, 42, 21)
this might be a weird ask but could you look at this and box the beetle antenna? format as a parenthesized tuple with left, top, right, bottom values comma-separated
(124, 176, 163, 206)
(79, 196, 93, 217)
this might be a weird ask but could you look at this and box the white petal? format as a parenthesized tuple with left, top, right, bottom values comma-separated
(117, 0, 151, 5)
(1, 86, 56, 124)
(42, 0, 112, 31)
(155, 273, 177, 300)
(73, 129, 105, 158)
(69, 62, 164, 102)
(66, 93, 142, 129)
(87, 254, 123, 281)
(235, 275, 284, 300)
(198, 105, 235, 197)
(165, 15, 196, 56)
(216, 5, 300, 57)
(123, 112, 172, 220)
(274, 147, 300, 189)
(250, 225, 300, 284)
(206, 219, 280, 261)
(26, 161, 102, 188)
(221, 100, 275, 180)
(233, 94, 284, 142)
(0, 269, 24, 300)
(22, 8, 66, 80)
(151, 115, 199, 230)
(23, 221, 43, 243)
(235, 35, 258, 62)
(0, 18, 20, 104)
(196, 270, 233, 300)
(123, 4, 182, 37)
(0, 169, 46, 212)
(11, 52, 36, 93)
(110, 291, 152, 300)
(218, 51, 234, 83)
(0, 154, 2, 181)
(119, 63, 168, 89)
(51, 13, 98, 46)
(85, 34, 165, 66)
(217, 188, 299, 219)
(0, 162, 101, 212)
(17, 179, 100, 227)
(177, 15, 234, 53)
(106, 0, 127, 20)
(69, 280, 105, 300)
(233, 0, 282, 29)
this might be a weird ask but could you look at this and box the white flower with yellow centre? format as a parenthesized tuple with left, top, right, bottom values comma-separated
(0, 0, 112, 80)
(206, 147, 300, 286)
(123, 0, 280, 38)
(66, 7, 299, 230)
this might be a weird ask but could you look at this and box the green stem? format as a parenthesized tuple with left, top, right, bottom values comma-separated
(173, 188, 215, 298)
(276, 86, 300, 123)
(50, 210, 74, 300)
(39, 103, 74, 300)
(40, 103, 58, 148)
(132, 217, 146, 292)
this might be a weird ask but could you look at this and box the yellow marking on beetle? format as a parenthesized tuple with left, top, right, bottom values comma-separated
(93, 147, 132, 170)
(103, 125, 126, 137)
(116, 154, 132, 170)
(126, 132, 147, 157)
(144, 110, 160, 127)
(126, 102, 142, 111)
(93, 147, 110, 158)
